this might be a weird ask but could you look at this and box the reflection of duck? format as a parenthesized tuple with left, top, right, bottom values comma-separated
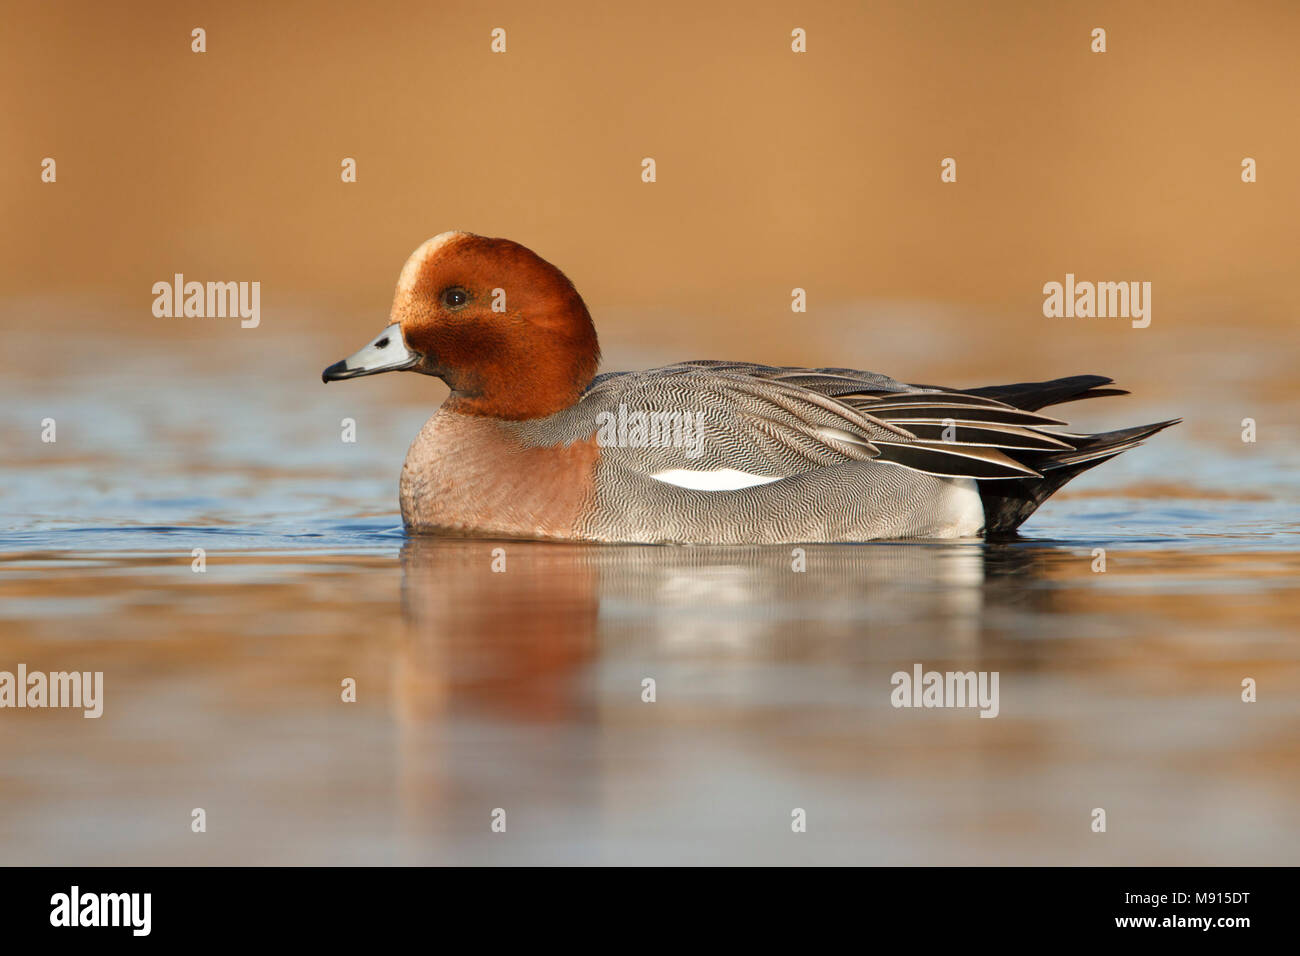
(395, 538, 1068, 687)
(397, 540, 599, 723)
(389, 538, 1069, 852)
(326, 232, 1177, 542)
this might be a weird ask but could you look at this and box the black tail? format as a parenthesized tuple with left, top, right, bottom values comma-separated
(962, 373, 1129, 411)
(964, 376, 1179, 536)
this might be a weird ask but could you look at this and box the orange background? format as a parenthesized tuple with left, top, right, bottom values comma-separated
(2, 0, 1296, 382)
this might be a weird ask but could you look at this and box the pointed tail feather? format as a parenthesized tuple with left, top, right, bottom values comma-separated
(978, 418, 1181, 535)
(961, 374, 1129, 412)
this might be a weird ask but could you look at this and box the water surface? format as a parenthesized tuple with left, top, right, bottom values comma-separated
(1, 319, 1297, 865)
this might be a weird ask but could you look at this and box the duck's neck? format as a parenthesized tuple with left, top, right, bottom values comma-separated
(441, 330, 600, 420)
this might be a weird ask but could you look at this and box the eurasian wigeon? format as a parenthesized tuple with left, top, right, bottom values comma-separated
(323, 232, 1177, 543)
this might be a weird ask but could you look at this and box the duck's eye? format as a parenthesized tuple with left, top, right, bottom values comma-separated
(441, 287, 470, 310)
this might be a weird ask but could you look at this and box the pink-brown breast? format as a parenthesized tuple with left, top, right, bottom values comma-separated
(399, 409, 599, 539)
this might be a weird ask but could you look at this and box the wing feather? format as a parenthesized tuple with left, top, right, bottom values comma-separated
(570, 361, 1096, 483)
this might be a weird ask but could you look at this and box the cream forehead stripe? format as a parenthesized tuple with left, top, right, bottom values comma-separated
(397, 232, 470, 293)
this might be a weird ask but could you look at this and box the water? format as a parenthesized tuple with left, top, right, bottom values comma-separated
(2, 319, 1298, 864)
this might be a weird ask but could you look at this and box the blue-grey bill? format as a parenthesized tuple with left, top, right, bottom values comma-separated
(323, 323, 418, 382)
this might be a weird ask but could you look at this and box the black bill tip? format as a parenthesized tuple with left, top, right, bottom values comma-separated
(322, 360, 349, 383)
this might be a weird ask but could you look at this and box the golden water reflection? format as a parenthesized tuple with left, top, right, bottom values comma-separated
(1, 537, 1297, 864)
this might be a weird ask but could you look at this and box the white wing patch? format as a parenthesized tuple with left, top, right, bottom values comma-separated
(648, 468, 784, 491)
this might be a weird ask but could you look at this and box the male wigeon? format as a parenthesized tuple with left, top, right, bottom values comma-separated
(323, 232, 1177, 543)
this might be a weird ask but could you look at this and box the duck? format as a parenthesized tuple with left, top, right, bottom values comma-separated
(323, 232, 1178, 544)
